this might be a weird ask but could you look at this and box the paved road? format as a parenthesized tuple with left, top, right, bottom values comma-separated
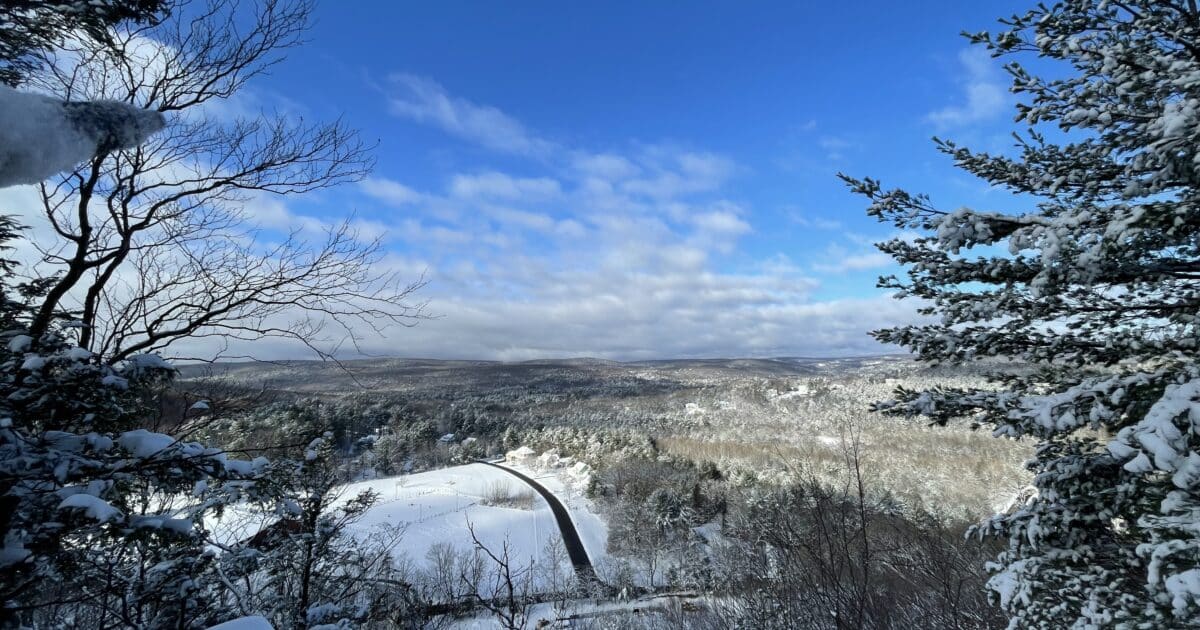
(477, 461, 599, 584)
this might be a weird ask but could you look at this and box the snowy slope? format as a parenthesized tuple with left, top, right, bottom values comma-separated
(497, 460, 608, 567)
(444, 593, 711, 629)
(337, 463, 576, 590)
(207, 461, 612, 596)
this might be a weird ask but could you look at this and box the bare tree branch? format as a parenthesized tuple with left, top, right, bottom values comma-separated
(21, 0, 424, 364)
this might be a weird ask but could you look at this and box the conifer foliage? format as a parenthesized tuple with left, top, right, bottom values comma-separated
(0, 221, 270, 627)
(848, 1, 1200, 626)
(0, 0, 166, 86)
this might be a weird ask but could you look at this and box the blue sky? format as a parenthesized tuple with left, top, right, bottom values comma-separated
(222, 1, 1033, 360)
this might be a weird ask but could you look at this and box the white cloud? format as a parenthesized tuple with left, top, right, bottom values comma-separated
(656, 244, 708, 271)
(818, 136, 851, 150)
(361, 177, 425, 206)
(814, 252, 893, 273)
(571, 152, 639, 180)
(345, 78, 915, 359)
(555, 219, 586, 239)
(145, 74, 916, 361)
(343, 291, 920, 361)
(396, 218, 473, 246)
(449, 172, 561, 201)
(620, 150, 735, 199)
(927, 47, 1010, 129)
(817, 135, 855, 160)
(759, 253, 801, 274)
(812, 240, 894, 274)
(677, 151, 733, 180)
(791, 212, 842, 231)
(685, 204, 752, 254)
(486, 207, 556, 233)
(386, 74, 555, 156)
(691, 210, 751, 237)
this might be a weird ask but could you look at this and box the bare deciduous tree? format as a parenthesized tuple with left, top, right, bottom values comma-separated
(537, 535, 578, 612)
(709, 425, 1003, 629)
(462, 522, 534, 630)
(21, 0, 424, 362)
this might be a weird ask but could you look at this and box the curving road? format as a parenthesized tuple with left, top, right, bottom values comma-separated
(477, 461, 600, 585)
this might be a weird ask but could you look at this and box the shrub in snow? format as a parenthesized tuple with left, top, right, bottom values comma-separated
(708, 475, 1000, 628)
(848, 1, 1200, 626)
(212, 433, 417, 628)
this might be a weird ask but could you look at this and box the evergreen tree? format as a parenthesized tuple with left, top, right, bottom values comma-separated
(0, 1, 167, 187)
(0, 218, 269, 627)
(0, 0, 166, 86)
(848, 1, 1200, 626)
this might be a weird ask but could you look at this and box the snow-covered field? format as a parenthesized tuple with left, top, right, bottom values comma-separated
(445, 593, 709, 629)
(499, 451, 609, 565)
(340, 458, 609, 595)
(209, 456, 611, 597)
(343, 463, 567, 581)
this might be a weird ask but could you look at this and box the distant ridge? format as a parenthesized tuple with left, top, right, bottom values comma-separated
(174, 355, 917, 396)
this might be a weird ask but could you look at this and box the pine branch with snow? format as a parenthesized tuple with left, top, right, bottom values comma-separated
(850, 1, 1200, 626)
(0, 0, 166, 86)
(0, 330, 272, 626)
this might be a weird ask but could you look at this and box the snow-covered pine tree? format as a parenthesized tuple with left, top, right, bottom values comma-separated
(0, 1, 167, 186)
(0, 218, 275, 627)
(0, 0, 165, 87)
(845, 1, 1200, 627)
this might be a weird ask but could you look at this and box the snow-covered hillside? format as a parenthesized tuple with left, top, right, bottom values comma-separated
(344, 463, 575, 588)
(209, 459, 610, 597)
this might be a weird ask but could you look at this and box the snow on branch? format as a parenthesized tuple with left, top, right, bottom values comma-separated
(0, 84, 163, 187)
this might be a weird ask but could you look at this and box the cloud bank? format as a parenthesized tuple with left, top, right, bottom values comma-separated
(4, 73, 923, 362)
(343, 75, 923, 360)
